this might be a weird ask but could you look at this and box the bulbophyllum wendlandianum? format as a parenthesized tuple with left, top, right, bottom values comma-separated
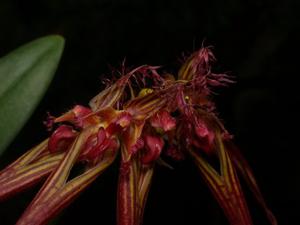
(0, 47, 277, 225)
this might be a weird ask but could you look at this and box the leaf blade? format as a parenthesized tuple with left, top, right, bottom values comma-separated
(0, 35, 65, 155)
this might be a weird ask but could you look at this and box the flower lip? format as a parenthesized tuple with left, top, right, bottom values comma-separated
(141, 135, 164, 164)
(80, 127, 119, 164)
(48, 125, 77, 153)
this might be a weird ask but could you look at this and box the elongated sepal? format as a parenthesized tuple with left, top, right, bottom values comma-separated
(16, 126, 117, 225)
(89, 78, 127, 111)
(135, 156, 154, 225)
(190, 133, 253, 225)
(125, 91, 167, 121)
(117, 147, 154, 225)
(0, 139, 63, 201)
(178, 47, 215, 81)
(225, 142, 277, 225)
(117, 159, 137, 225)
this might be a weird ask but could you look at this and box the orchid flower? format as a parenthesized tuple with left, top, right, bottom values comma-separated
(0, 47, 276, 225)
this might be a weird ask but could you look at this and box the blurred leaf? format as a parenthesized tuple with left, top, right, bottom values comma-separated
(0, 35, 65, 155)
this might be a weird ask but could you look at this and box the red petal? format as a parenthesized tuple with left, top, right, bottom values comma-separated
(72, 105, 92, 117)
(150, 110, 176, 132)
(54, 105, 97, 128)
(80, 127, 119, 164)
(48, 125, 77, 153)
(190, 113, 217, 154)
(141, 135, 164, 164)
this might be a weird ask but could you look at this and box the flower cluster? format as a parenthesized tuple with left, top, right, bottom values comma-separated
(0, 47, 276, 225)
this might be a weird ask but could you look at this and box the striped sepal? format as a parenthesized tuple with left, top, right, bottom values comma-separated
(0, 139, 63, 201)
(225, 142, 277, 225)
(117, 146, 154, 225)
(190, 133, 253, 225)
(15, 125, 116, 225)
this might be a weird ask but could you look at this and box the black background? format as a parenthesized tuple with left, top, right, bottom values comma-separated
(0, 0, 299, 225)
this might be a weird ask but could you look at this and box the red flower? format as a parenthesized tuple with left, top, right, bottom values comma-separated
(0, 47, 276, 225)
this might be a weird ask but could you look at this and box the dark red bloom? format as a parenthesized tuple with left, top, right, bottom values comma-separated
(0, 47, 276, 225)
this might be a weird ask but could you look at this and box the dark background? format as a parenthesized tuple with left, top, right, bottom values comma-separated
(0, 0, 299, 225)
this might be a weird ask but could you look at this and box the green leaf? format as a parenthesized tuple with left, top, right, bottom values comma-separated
(0, 35, 65, 155)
